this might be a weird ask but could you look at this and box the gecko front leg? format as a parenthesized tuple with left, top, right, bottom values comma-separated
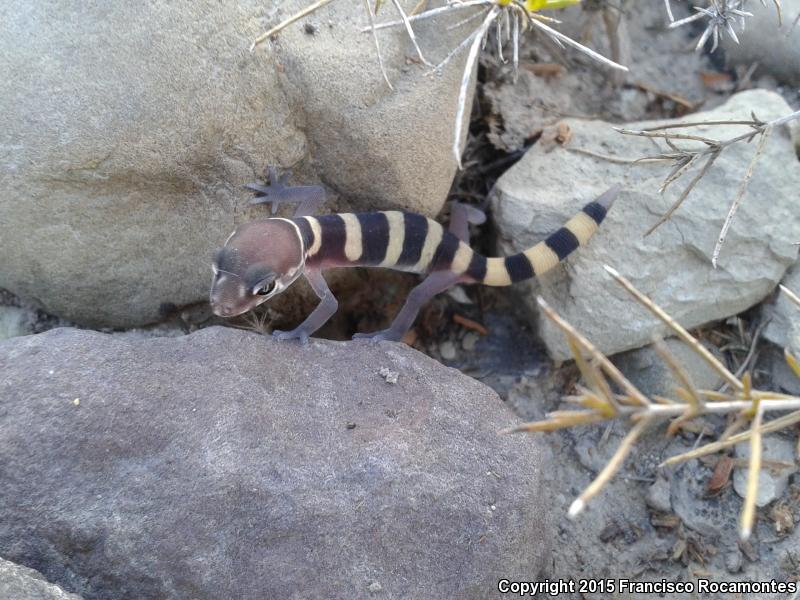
(272, 269, 338, 345)
(246, 165, 326, 217)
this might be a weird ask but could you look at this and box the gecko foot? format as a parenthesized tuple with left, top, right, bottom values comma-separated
(272, 328, 310, 345)
(352, 329, 403, 344)
(245, 164, 326, 217)
(245, 166, 292, 214)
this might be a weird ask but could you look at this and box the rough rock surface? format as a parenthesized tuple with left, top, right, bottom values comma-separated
(613, 337, 724, 398)
(764, 262, 800, 357)
(0, 558, 83, 600)
(491, 89, 800, 360)
(0, 327, 553, 600)
(733, 436, 797, 507)
(484, 0, 713, 152)
(0, 1, 473, 328)
(722, 0, 800, 86)
(0, 305, 32, 341)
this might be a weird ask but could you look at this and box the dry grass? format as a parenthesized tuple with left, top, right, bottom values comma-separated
(505, 270, 800, 540)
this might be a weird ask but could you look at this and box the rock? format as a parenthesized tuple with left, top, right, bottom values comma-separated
(725, 548, 743, 574)
(439, 340, 457, 361)
(462, 332, 480, 352)
(733, 436, 797, 507)
(0, 1, 475, 328)
(0, 557, 83, 600)
(0, 305, 33, 341)
(645, 475, 672, 514)
(722, 0, 800, 86)
(484, 0, 712, 152)
(763, 262, 800, 357)
(0, 327, 554, 599)
(614, 337, 724, 398)
(767, 344, 800, 396)
(491, 89, 800, 360)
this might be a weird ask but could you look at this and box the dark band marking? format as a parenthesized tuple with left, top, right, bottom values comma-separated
(505, 254, 535, 283)
(545, 227, 580, 261)
(466, 253, 487, 282)
(316, 214, 348, 263)
(432, 232, 460, 270)
(214, 247, 241, 272)
(292, 218, 315, 253)
(398, 213, 428, 267)
(356, 212, 389, 266)
(582, 201, 607, 225)
(242, 264, 275, 290)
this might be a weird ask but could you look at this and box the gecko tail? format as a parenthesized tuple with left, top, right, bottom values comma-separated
(480, 185, 619, 287)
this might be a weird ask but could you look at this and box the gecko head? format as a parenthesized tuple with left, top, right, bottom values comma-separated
(210, 219, 305, 318)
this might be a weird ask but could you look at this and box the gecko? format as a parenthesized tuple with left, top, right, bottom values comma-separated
(210, 166, 619, 344)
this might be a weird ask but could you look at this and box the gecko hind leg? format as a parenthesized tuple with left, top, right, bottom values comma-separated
(352, 271, 464, 343)
(448, 202, 486, 243)
(272, 269, 338, 345)
(246, 165, 326, 217)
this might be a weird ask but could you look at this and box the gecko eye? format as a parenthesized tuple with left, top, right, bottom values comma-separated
(255, 281, 276, 296)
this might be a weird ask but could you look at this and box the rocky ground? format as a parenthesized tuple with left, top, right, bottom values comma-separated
(2, 0, 800, 598)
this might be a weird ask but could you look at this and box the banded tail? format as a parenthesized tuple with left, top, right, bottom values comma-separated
(478, 185, 619, 286)
(289, 185, 619, 284)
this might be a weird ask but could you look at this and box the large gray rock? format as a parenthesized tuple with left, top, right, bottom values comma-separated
(491, 89, 800, 360)
(0, 558, 83, 600)
(764, 262, 800, 357)
(0, 327, 553, 600)
(722, 0, 800, 86)
(613, 337, 724, 398)
(0, 1, 473, 328)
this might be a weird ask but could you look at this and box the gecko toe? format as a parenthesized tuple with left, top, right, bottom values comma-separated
(272, 329, 310, 344)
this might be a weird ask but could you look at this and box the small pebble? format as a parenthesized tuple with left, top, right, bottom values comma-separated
(461, 332, 479, 352)
(645, 475, 672, 513)
(439, 341, 457, 361)
(368, 581, 382, 593)
(378, 367, 399, 384)
(304, 22, 317, 34)
(346, 422, 356, 430)
(725, 549, 743, 573)
(446, 286, 472, 304)
(733, 436, 797, 506)
(72, 398, 80, 406)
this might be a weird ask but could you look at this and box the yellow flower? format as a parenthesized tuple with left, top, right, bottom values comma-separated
(498, 0, 580, 10)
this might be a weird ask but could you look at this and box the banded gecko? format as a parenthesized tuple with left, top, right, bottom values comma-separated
(210, 166, 619, 343)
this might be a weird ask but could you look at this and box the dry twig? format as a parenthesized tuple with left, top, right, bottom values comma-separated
(507, 266, 800, 539)
(615, 109, 800, 261)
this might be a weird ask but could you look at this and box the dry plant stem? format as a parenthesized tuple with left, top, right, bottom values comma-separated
(661, 409, 800, 466)
(569, 416, 655, 517)
(781, 284, 800, 308)
(251, 0, 338, 51)
(645, 151, 720, 236)
(616, 108, 800, 237)
(568, 339, 620, 413)
(644, 397, 800, 416)
(453, 6, 499, 168)
(538, 298, 651, 407)
(604, 265, 744, 391)
(388, 0, 432, 65)
(791, 10, 800, 33)
(362, 1, 487, 32)
(664, 0, 675, 22)
(427, 11, 489, 73)
(652, 337, 704, 435)
(712, 126, 772, 267)
(363, 0, 395, 89)
(527, 13, 628, 71)
(740, 404, 763, 540)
